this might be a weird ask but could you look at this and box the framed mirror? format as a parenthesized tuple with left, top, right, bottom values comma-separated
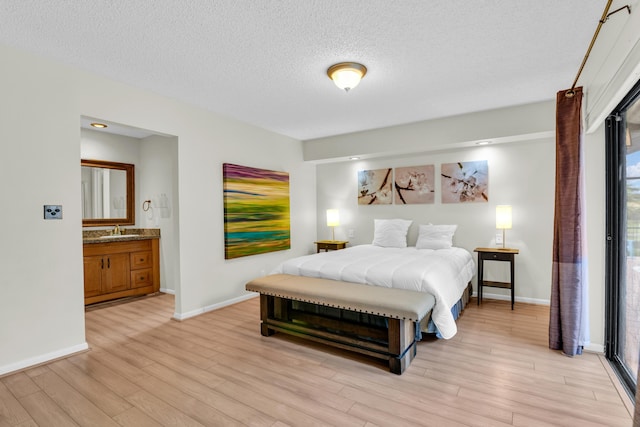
(81, 159, 135, 227)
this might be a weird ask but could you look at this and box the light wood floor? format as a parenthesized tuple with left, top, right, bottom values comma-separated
(0, 294, 634, 426)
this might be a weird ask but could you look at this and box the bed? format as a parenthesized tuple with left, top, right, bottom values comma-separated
(272, 243, 475, 339)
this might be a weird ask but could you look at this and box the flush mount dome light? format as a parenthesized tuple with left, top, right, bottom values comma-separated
(327, 62, 367, 92)
(90, 122, 108, 129)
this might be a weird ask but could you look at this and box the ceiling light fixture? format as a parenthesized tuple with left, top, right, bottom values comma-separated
(327, 62, 367, 92)
(90, 122, 108, 129)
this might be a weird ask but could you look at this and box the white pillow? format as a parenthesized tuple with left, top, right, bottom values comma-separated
(372, 219, 413, 248)
(416, 224, 457, 249)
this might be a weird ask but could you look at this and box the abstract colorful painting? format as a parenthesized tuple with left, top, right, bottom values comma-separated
(223, 163, 290, 259)
(441, 160, 489, 203)
(358, 168, 393, 205)
(394, 165, 435, 204)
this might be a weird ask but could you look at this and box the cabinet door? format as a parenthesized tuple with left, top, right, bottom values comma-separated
(103, 253, 131, 293)
(83, 256, 104, 297)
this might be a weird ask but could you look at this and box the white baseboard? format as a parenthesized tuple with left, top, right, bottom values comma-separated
(159, 288, 175, 295)
(173, 292, 258, 321)
(584, 343, 605, 354)
(0, 342, 89, 377)
(474, 291, 550, 306)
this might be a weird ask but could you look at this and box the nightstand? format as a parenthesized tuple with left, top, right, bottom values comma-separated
(474, 247, 519, 310)
(315, 240, 348, 253)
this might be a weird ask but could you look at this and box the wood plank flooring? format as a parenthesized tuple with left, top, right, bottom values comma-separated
(0, 294, 634, 426)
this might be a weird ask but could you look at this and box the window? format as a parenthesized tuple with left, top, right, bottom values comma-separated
(605, 78, 640, 399)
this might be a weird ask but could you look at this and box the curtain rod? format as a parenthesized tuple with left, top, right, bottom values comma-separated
(565, 1, 631, 98)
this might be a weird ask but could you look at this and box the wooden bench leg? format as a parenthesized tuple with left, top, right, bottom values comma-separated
(260, 294, 275, 336)
(388, 318, 416, 374)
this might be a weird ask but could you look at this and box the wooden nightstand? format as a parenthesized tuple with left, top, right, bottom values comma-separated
(474, 247, 519, 310)
(315, 240, 349, 253)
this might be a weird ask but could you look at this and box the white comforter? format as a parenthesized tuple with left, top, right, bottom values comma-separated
(272, 244, 475, 339)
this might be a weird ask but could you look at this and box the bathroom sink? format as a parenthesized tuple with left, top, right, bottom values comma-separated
(99, 234, 137, 239)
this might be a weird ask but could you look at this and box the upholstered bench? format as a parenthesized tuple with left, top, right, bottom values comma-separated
(245, 273, 436, 374)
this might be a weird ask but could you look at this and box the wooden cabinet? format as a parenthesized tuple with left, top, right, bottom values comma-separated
(83, 239, 160, 305)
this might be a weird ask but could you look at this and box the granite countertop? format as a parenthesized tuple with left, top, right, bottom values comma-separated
(82, 228, 160, 244)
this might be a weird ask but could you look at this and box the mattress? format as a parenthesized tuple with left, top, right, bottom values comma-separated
(272, 244, 475, 339)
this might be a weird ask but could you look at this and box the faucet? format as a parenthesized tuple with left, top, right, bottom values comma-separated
(112, 224, 121, 236)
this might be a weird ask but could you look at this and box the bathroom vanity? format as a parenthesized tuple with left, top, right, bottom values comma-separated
(82, 230, 160, 305)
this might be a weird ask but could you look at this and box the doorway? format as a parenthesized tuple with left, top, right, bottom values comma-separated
(80, 116, 180, 313)
(605, 79, 640, 399)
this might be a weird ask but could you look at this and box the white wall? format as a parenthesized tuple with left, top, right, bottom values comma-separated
(0, 42, 316, 375)
(139, 135, 180, 293)
(81, 128, 141, 165)
(0, 45, 87, 373)
(584, 124, 607, 351)
(304, 101, 555, 162)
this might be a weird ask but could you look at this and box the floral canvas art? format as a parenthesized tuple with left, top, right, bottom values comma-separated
(441, 161, 489, 203)
(358, 168, 393, 205)
(394, 165, 435, 204)
(223, 163, 290, 259)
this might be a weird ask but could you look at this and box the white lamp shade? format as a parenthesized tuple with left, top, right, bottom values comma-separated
(496, 205, 512, 229)
(331, 69, 362, 91)
(326, 209, 340, 227)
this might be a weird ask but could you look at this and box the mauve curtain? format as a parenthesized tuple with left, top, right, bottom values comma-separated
(549, 87, 590, 356)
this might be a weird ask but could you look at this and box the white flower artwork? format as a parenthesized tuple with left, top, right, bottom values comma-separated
(441, 161, 489, 203)
(394, 165, 435, 204)
(358, 168, 393, 205)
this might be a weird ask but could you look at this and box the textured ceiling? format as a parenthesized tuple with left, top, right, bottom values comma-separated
(0, 1, 610, 140)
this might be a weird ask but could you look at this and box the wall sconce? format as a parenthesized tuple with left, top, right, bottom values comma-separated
(326, 209, 340, 241)
(327, 62, 367, 92)
(496, 205, 512, 248)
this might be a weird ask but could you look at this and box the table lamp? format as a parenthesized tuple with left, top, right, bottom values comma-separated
(326, 209, 340, 241)
(496, 205, 512, 248)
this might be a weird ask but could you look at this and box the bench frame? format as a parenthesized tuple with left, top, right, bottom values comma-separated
(259, 294, 418, 374)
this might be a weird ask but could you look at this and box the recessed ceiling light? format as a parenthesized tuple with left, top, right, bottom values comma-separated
(475, 140, 491, 145)
(349, 156, 360, 160)
(90, 122, 108, 129)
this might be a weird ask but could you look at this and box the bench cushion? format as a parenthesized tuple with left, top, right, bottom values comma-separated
(245, 274, 435, 322)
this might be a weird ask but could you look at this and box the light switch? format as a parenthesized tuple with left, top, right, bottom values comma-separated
(495, 232, 503, 245)
(44, 205, 62, 219)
